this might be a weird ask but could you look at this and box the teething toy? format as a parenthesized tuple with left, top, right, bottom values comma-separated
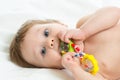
(60, 41, 99, 75)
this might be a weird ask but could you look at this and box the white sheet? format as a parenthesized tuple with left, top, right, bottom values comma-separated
(0, 0, 120, 80)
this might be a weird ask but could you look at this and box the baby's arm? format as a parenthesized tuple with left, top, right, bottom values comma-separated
(78, 6, 120, 39)
(72, 66, 107, 80)
(58, 7, 120, 43)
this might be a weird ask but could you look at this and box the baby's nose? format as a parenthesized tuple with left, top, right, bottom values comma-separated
(48, 38, 54, 48)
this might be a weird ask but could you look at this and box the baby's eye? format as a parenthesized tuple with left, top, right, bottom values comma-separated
(44, 29, 49, 37)
(41, 47, 46, 56)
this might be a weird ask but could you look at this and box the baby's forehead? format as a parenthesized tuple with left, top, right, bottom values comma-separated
(25, 22, 67, 38)
(27, 23, 64, 32)
(24, 23, 61, 37)
(33, 23, 64, 27)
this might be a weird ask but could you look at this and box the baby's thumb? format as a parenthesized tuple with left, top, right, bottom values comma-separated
(58, 30, 70, 43)
(64, 34, 71, 43)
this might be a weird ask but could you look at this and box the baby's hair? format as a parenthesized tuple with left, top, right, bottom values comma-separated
(9, 19, 63, 68)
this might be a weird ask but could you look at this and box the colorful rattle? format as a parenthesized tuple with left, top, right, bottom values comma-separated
(60, 41, 99, 75)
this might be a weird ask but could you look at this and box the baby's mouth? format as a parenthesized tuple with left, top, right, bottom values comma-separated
(59, 40, 69, 56)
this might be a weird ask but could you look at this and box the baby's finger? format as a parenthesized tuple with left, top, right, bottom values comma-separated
(66, 52, 80, 62)
(62, 52, 81, 70)
(64, 30, 73, 43)
(64, 34, 71, 43)
(62, 52, 75, 61)
(73, 55, 80, 63)
(61, 54, 72, 67)
(58, 30, 66, 42)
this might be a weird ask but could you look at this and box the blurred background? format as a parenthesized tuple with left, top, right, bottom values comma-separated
(0, 0, 120, 31)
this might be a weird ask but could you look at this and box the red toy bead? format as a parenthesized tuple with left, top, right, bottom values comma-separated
(71, 43, 80, 52)
(75, 47, 80, 52)
(71, 44, 75, 47)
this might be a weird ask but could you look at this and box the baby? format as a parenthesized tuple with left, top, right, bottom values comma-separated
(10, 7, 120, 80)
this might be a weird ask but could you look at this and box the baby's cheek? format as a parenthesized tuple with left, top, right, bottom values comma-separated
(54, 53, 62, 61)
(58, 55, 62, 62)
(55, 55, 63, 66)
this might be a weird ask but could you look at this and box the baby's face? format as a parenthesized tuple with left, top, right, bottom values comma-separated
(21, 23, 68, 69)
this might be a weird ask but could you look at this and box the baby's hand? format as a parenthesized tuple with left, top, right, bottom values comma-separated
(58, 29, 86, 43)
(61, 52, 81, 72)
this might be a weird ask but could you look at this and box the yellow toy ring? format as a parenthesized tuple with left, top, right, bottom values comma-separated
(81, 54, 99, 75)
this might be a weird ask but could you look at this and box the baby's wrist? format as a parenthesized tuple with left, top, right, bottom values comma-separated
(71, 65, 83, 75)
(70, 64, 81, 72)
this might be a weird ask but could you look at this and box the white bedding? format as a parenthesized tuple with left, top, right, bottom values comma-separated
(0, 0, 120, 80)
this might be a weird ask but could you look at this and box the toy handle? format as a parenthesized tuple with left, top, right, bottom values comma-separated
(81, 54, 99, 75)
